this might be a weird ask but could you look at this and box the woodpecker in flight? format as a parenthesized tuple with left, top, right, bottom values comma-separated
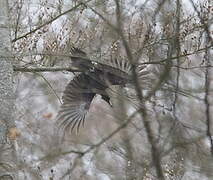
(56, 47, 146, 133)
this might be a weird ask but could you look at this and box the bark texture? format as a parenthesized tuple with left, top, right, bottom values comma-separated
(0, 0, 17, 179)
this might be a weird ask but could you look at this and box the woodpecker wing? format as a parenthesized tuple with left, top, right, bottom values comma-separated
(70, 47, 149, 82)
(70, 47, 132, 80)
(56, 73, 97, 133)
(94, 58, 132, 81)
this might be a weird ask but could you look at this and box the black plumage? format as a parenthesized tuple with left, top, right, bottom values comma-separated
(56, 47, 137, 132)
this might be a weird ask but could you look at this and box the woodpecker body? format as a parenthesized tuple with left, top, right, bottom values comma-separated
(57, 47, 136, 132)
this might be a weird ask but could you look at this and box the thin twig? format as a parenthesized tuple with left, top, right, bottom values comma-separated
(12, 0, 93, 42)
(81, 110, 138, 155)
(34, 72, 62, 104)
(139, 45, 212, 65)
(188, 0, 213, 45)
(171, 65, 213, 70)
(39, 108, 139, 162)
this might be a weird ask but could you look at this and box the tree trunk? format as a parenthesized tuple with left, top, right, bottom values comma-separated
(0, 0, 17, 179)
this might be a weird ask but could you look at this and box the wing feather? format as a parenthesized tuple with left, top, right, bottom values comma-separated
(56, 73, 96, 133)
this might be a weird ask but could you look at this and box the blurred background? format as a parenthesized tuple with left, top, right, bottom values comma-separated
(1, 0, 212, 179)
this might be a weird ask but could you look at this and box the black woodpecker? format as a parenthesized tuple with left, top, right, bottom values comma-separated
(56, 47, 145, 132)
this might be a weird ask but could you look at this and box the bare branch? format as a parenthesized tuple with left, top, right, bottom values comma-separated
(81, 110, 138, 155)
(140, 45, 212, 65)
(188, 0, 213, 45)
(204, 34, 213, 156)
(13, 66, 81, 73)
(172, 0, 181, 120)
(12, 0, 93, 42)
(40, 109, 139, 178)
(34, 72, 63, 104)
(171, 65, 213, 70)
(114, 0, 167, 179)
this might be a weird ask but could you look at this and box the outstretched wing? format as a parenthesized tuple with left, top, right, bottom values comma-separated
(70, 47, 132, 80)
(70, 47, 150, 82)
(56, 73, 96, 133)
(94, 58, 132, 81)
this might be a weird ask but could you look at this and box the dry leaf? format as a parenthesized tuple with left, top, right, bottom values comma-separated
(7, 127, 21, 140)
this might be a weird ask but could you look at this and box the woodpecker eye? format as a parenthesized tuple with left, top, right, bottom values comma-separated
(92, 61, 98, 66)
